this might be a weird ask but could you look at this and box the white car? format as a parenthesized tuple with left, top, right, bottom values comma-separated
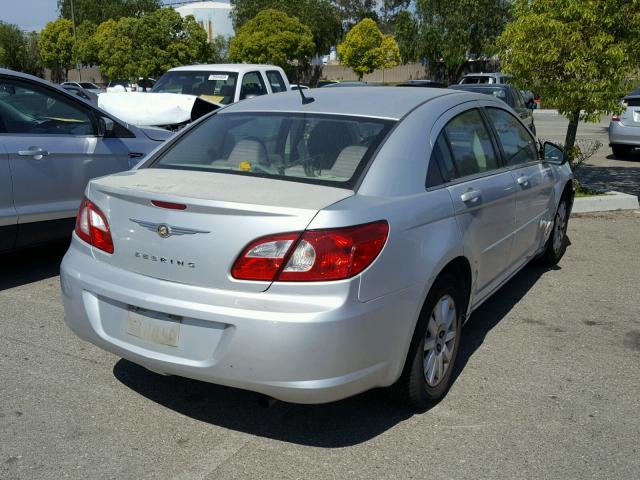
(61, 81, 103, 94)
(99, 65, 290, 129)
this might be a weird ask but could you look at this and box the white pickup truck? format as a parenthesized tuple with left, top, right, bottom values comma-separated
(98, 64, 290, 130)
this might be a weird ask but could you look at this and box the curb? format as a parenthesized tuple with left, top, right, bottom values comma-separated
(572, 191, 639, 214)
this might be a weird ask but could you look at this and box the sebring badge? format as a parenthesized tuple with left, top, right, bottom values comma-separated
(130, 219, 210, 238)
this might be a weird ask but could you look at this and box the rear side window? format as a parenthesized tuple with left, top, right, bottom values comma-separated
(151, 112, 395, 189)
(240, 72, 267, 99)
(427, 134, 455, 187)
(266, 70, 287, 93)
(443, 109, 499, 178)
(485, 108, 538, 166)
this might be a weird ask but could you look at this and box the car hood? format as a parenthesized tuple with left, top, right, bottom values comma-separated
(98, 92, 221, 128)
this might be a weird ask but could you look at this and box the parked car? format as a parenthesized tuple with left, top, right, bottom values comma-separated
(609, 87, 640, 158)
(106, 78, 155, 93)
(449, 83, 537, 134)
(397, 80, 447, 88)
(61, 81, 103, 94)
(458, 72, 512, 85)
(61, 84, 98, 104)
(321, 81, 370, 88)
(0, 69, 173, 253)
(99, 64, 290, 130)
(290, 84, 310, 91)
(61, 87, 573, 407)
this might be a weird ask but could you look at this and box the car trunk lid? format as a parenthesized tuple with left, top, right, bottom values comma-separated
(86, 169, 353, 292)
(621, 96, 640, 127)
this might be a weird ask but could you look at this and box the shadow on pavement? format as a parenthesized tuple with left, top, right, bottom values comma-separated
(114, 252, 566, 447)
(577, 160, 640, 198)
(0, 241, 68, 291)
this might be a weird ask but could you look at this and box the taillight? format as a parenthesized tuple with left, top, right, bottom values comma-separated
(75, 197, 114, 253)
(612, 115, 621, 122)
(231, 221, 389, 282)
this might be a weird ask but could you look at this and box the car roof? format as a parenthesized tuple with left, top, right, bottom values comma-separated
(168, 64, 283, 73)
(220, 87, 482, 120)
(462, 72, 511, 78)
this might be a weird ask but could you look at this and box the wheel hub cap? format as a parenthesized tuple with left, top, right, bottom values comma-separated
(423, 294, 457, 387)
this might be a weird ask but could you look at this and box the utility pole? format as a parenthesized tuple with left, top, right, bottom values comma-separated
(70, 0, 81, 81)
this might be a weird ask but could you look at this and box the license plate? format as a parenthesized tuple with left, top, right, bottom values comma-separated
(127, 308, 181, 347)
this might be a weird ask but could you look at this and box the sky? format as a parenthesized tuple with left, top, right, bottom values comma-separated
(1, 0, 59, 32)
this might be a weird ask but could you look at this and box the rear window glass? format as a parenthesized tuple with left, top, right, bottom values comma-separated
(150, 112, 395, 189)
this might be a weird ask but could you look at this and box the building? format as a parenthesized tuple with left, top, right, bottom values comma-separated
(173, 1, 234, 41)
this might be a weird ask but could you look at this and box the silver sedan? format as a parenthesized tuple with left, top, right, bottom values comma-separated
(61, 87, 574, 408)
(609, 88, 640, 158)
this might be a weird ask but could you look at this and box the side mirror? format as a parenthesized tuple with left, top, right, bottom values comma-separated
(543, 141, 567, 164)
(98, 116, 115, 137)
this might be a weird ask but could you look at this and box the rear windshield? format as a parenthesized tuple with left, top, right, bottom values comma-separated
(152, 71, 238, 104)
(150, 112, 395, 189)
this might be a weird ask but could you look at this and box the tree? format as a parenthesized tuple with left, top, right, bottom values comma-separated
(499, 0, 640, 154)
(230, 0, 341, 55)
(39, 19, 75, 82)
(57, 0, 161, 25)
(206, 35, 231, 63)
(334, 0, 379, 28)
(0, 23, 44, 77)
(338, 18, 400, 80)
(96, 9, 210, 81)
(395, 0, 511, 82)
(74, 21, 99, 66)
(229, 9, 315, 75)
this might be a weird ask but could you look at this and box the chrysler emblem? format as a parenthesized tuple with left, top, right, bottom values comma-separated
(130, 219, 210, 238)
(157, 224, 171, 238)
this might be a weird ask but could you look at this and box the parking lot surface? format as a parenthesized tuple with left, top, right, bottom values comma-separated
(2, 209, 639, 480)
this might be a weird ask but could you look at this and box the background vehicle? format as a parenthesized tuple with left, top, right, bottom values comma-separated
(61, 87, 573, 408)
(609, 87, 640, 158)
(449, 83, 537, 134)
(99, 64, 290, 129)
(0, 69, 172, 253)
(290, 84, 310, 91)
(61, 84, 98, 104)
(106, 78, 156, 93)
(61, 81, 103, 94)
(321, 81, 370, 88)
(458, 72, 512, 85)
(396, 80, 447, 88)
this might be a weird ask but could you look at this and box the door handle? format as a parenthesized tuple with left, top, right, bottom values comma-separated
(517, 175, 530, 187)
(128, 152, 144, 159)
(18, 147, 49, 159)
(460, 189, 481, 203)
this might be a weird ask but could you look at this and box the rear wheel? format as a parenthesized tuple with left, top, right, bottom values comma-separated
(612, 145, 632, 159)
(539, 195, 569, 266)
(389, 273, 464, 409)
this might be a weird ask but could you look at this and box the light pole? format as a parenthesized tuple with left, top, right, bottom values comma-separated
(69, 0, 81, 81)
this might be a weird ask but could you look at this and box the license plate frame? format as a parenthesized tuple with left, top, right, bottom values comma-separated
(126, 307, 181, 347)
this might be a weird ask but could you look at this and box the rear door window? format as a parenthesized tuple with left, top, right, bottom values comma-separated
(442, 109, 500, 178)
(266, 70, 287, 93)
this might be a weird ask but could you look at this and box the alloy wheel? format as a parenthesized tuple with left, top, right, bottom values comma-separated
(423, 294, 457, 387)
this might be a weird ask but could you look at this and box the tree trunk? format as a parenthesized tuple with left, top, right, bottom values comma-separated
(564, 109, 580, 158)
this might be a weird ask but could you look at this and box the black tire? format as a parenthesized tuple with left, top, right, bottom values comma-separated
(612, 145, 632, 159)
(539, 194, 570, 266)
(389, 272, 465, 410)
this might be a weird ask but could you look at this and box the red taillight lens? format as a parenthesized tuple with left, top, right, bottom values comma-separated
(612, 115, 621, 122)
(151, 200, 187, 210)
(231, 232, 301, 281)
(75, 197, 114, 254)
(230, 221, 389, 282)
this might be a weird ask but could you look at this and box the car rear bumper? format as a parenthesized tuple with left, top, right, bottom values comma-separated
(60, 236, 421, 404)
(609, 121, 640, 146)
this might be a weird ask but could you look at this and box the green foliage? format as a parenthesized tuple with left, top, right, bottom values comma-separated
(206, 35, 231, 63)
(499, 0, 640, 150)
(57, 0, 161, 25)
(0, 22, 44, 76)
(230, 0, 341, 54)
(396, 0, 511, 81)
(74, 21, 99, 66)
(338, 18, 400, 80)
(96, 8, 209, 81)
(39, 19, 75, 80)
(334, 0, 379, 27)
(229, 9, 314, 74)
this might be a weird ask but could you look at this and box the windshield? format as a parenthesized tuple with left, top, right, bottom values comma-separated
(150, 112, 395, 189)
(152, 71, 238, 104)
